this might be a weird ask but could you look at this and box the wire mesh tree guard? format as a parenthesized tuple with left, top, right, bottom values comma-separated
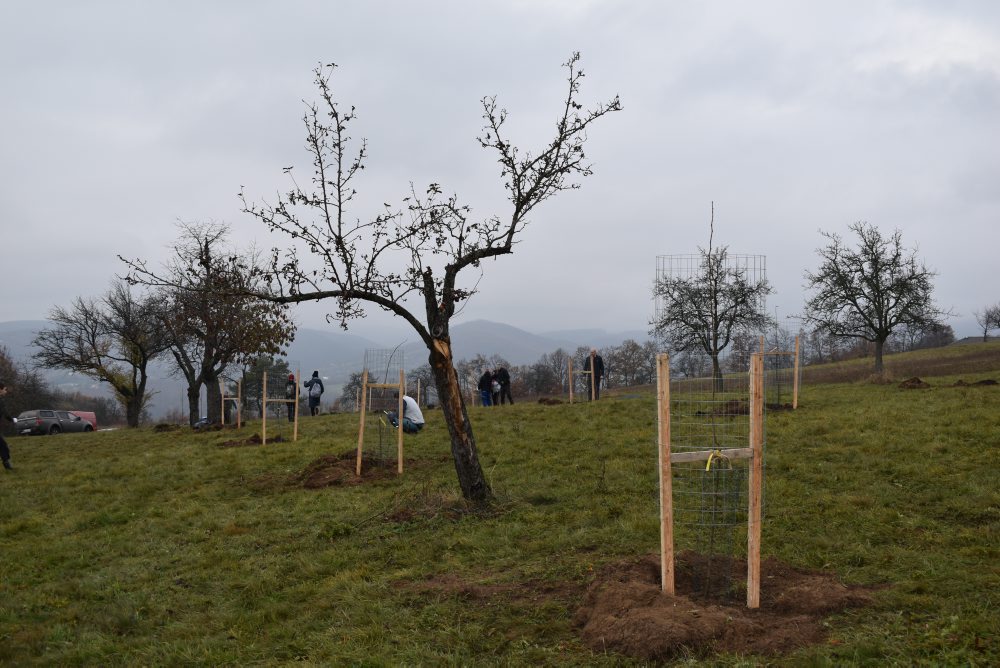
(355, 348, 406, 476)
(656, 352, 766, 608)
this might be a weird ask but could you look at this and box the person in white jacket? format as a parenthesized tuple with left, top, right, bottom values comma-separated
(386, 393, 425, 433)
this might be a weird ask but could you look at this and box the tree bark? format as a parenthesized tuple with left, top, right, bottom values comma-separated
(711, 353, 723, 394)
(429, 337, 492, 503)
(204, 374, 222, 424)
(874, 339, 885, 375)
(125, 396, 141, 428)
(186, 384, 201, 426)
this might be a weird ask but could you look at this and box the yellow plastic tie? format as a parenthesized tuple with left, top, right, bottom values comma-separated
(706, 449, 732, 471)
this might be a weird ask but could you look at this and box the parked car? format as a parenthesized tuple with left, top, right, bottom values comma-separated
(15, 410, 96, 435)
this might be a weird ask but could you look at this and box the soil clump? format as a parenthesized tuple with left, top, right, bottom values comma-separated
(574, 551, 877, 661)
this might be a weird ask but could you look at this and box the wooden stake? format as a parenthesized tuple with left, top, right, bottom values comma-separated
(220, 379, 226, 426)
(355, 369, 369, 476)
(748, 353, 764, 608)
(793, 335, 800, 410)
(568, 358, 574, 404)
(236, 380, 241, 429)
(590, 350, 597, 401)
(397, 369, 405, 475)
(293, 368, 300, 442)
(656, 353, 675, 595)
(262, 371, 268, 446)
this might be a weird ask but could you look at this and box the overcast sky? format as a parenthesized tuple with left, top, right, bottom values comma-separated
(2, 1, 998, 343)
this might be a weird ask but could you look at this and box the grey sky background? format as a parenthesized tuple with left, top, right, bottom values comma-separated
(2, 1, 998, 344)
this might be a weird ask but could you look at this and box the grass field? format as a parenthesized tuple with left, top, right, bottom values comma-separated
(2, 343, 999, 665)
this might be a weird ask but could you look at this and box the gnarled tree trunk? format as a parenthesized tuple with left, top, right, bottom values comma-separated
(428, 336, 491, 503)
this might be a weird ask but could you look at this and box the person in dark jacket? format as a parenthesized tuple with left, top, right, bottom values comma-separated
(495, 366, 514, 405)
(285, 373, 297, 422)
(583, 349, 605, 400)
(477, 369, 493, 407)
(304, 371, 324, 416)
(0, 383, 16, 470)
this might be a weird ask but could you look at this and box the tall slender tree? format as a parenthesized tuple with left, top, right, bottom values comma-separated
(232, 54, 621, 502)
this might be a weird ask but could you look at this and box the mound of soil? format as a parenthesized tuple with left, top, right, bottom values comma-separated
(249, 449, 408, 491)
(218, 434, 286, 448)
(574, 551, 877, 661)
(898, 377, 931, 389)
(952, 379, 998, 387)
(538, 397, 564, 405)
(153, 423, 181, 432)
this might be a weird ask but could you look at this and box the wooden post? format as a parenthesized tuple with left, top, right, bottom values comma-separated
(416, 379, 421, 406)
(355, 389, 359, 412)
(747, 353, 764, 608)
(792, 335, 800, 410)
(262, 371, 268, 446)
(236, 380, 241, 430)
(355, 369, 369, 476)
(568, 358, 574, 404)
(656, 353, 675, 595)
(220, 379, 226, 426)
(397, 369, 405, 474)
(293, 368, 300, 441)
(589, 350, 597, 402)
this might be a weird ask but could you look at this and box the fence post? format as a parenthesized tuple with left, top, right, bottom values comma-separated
(656, 353, 674, 595)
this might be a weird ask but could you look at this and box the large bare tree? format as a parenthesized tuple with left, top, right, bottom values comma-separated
(151, 223, 296, 426)
(33, 280, 168, 427)
(237, 54, 620, 501)
(802, 222, 950, 375)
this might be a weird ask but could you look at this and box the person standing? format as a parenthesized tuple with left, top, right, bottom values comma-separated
(477, 369, 493, 407)
(284, 373, 297, 422)
(386, 393, 425, 434)
(490, 370, 501, 407)
(496, 366, 514, 405)
(304, 370, 324, 416)
(0, 383, 16, 470)
(583, 348, 605, 400)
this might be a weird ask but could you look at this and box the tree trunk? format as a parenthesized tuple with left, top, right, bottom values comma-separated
(125, 396, 141, 428)
(205, 374, 222, 424)
(711, 353, 723, 394)
(186, 384, 201, 426)
(874, 339, 885, 375)
(429, 337, 492, 503)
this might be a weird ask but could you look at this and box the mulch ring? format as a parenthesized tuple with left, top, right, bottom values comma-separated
(247, 449, 414, 491)
(574, 551, 880, 661)
(898, 377, 931, 389)
(538, 397, 564, 405)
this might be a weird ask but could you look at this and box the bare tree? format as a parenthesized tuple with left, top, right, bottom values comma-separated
(32, 281, 168, 427)
(973, 303, 1000, 343)
(652, 225, 772, 392)
(150, 223, 296, 425)
(802, 222, 951, 375)
(233, 55, 620, 502)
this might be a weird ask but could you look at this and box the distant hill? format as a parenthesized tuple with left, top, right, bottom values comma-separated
(0, 319, 649, 417)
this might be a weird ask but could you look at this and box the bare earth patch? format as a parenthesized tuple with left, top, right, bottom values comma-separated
(898, 377, 931, 389)
(573, 551, 878, 661)
(248, 449, 411, 491)
(219, 433, 286, 448)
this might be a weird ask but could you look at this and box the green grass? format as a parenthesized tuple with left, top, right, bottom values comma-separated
(2, 345, 999, 665)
